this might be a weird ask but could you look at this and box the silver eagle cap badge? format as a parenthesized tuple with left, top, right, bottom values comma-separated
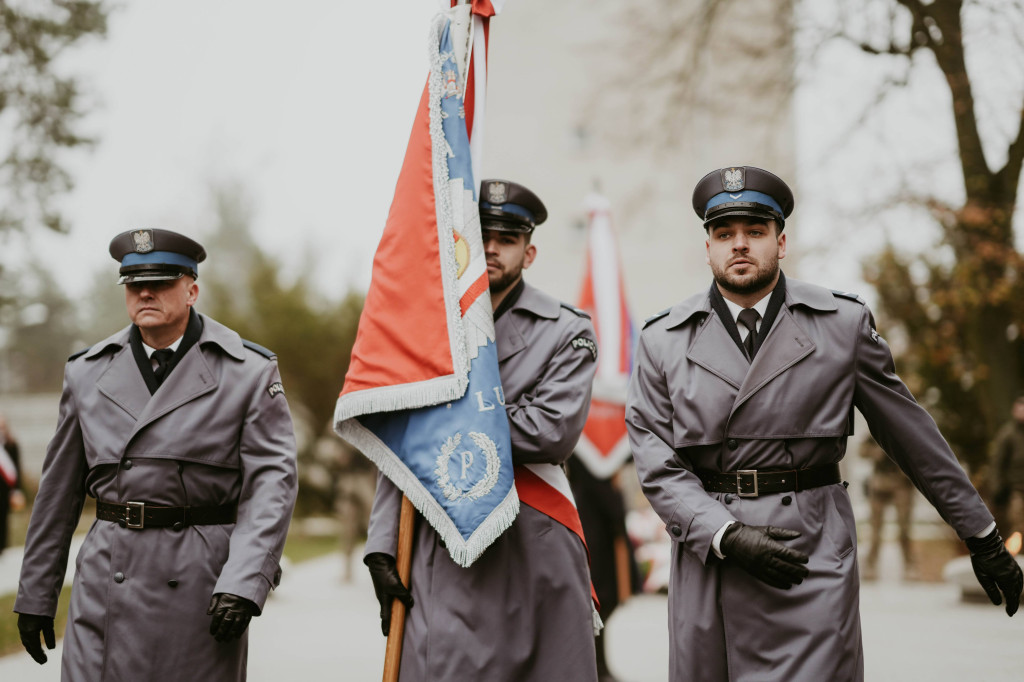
(487, 182, 508, 204)
(132, 230, 154, 253)
(722, 168, 745, 192)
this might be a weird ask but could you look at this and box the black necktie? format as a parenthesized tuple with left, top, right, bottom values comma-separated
(737, 308, 760, 359)
(152, 349, 174, 384)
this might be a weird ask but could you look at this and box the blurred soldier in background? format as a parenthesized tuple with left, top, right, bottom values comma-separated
(989, 394, 1024, 539)
(859, 435, 918, 581)
(14, 229, 298, 681)
(568, 455, 636, 682)
(0, 412, 25, 556)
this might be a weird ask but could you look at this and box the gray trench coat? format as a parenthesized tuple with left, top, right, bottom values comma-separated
(626, 277, 993, 682)
(15, 314, 298, 681)
(365, 281, 599, 681)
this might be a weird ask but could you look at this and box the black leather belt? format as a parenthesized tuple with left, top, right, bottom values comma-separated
(97, 500, 237, 529)
(696, 463, 842, 498)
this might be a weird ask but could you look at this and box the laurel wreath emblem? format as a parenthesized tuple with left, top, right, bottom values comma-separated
(435, 431, 501, 502)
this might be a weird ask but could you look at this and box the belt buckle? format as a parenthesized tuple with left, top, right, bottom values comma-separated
(736, 470, 759, 498)
(126, 501, 145, 529)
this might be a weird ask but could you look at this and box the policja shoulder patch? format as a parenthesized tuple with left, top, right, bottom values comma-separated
(267, 382, 285, 398)
(571, 335, 598, 361)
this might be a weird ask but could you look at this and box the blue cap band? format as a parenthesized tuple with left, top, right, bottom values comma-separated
(121, 251, 198, 273)
(705, 190, 784, 216)
(480, 201, 535, 224)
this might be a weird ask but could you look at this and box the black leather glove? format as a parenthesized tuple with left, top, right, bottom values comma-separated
(365, 552, 414, 636)
(17, 613, 55, 664)
(207, 593, 260, 642)
(965, 527, 1023, 617)
(720, 522, 810, 590)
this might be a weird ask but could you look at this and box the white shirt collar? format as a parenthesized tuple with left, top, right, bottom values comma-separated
(142, 336, 183, 358)
(722, 292, 772, 328)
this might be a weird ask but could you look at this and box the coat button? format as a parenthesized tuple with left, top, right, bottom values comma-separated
(122, 459, 133, 469)
(173, 522, 184, 532)
(118, 519, 126, 528)
(670, 525, 682, 538)
(177, 464, 184, 474)
(168, 579, 179, 588)
(114, 572, 125, 583)
(727, 439, 738, 450)
(781, 496, 792, 506)
(724, 494, 734, 505)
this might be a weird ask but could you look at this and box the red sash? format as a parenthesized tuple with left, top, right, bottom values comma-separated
(514, 464, 600, 610)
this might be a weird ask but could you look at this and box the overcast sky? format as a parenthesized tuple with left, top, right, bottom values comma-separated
(12, 1, 1024, 311)
(26, 0, 439, 298)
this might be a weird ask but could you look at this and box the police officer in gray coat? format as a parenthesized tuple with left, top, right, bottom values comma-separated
(364, 180, 601, 681)
(625, 166, 1023, 682)
(15, 229, 298, 681)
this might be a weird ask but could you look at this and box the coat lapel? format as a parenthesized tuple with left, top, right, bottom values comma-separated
(497, 282, 558, 363)
(732, 308, 815, 410)
(496, 314, 527, 363)
(96, 345, 152, 421)
(129, 342, 218, 439)
(686, 313, 748, 389)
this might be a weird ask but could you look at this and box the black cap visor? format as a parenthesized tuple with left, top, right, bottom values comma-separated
(480, 213, 533, 234)
(704, 201, 785, 229)
(118, 264, 193, 285)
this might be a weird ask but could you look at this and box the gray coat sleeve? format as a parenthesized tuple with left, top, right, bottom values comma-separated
(363, 471, 402, 559)
(14, 372, 89, 617)
(505, 316, 597, 465)
(212, 359, 298, 611)
(626, 330, 735, 564)
(852, 304, 993, 538)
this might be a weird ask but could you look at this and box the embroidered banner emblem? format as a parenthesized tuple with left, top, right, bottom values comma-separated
(435, 432, 501, 502)
(267, 381, 285, 398)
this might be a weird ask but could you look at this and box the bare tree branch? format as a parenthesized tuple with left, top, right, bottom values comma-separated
(996, 96, 1024, 209)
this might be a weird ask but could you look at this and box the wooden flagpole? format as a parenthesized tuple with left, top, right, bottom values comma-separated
(614, 535, 632, 605)
(382, 494, 416, 682)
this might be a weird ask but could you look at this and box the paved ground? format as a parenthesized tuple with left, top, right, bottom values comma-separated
(1, 541, 1022, 681)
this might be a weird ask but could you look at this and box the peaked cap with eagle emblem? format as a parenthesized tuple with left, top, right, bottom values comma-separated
(108, 228, 207, 284)
(479, 179, 548, 234)
(691, 165, 795, 230)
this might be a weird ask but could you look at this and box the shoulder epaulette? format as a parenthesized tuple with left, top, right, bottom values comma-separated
(643, 309, 671, 329)
(831, 290, 865, 305)
(67, 347, 91, 362)
(242, 339, 276, 359)
(560, 302, 591, 319)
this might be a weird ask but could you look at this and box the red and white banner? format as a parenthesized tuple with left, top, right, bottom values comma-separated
(574, 193, 636, 479)
(333, 0, 517, 568)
